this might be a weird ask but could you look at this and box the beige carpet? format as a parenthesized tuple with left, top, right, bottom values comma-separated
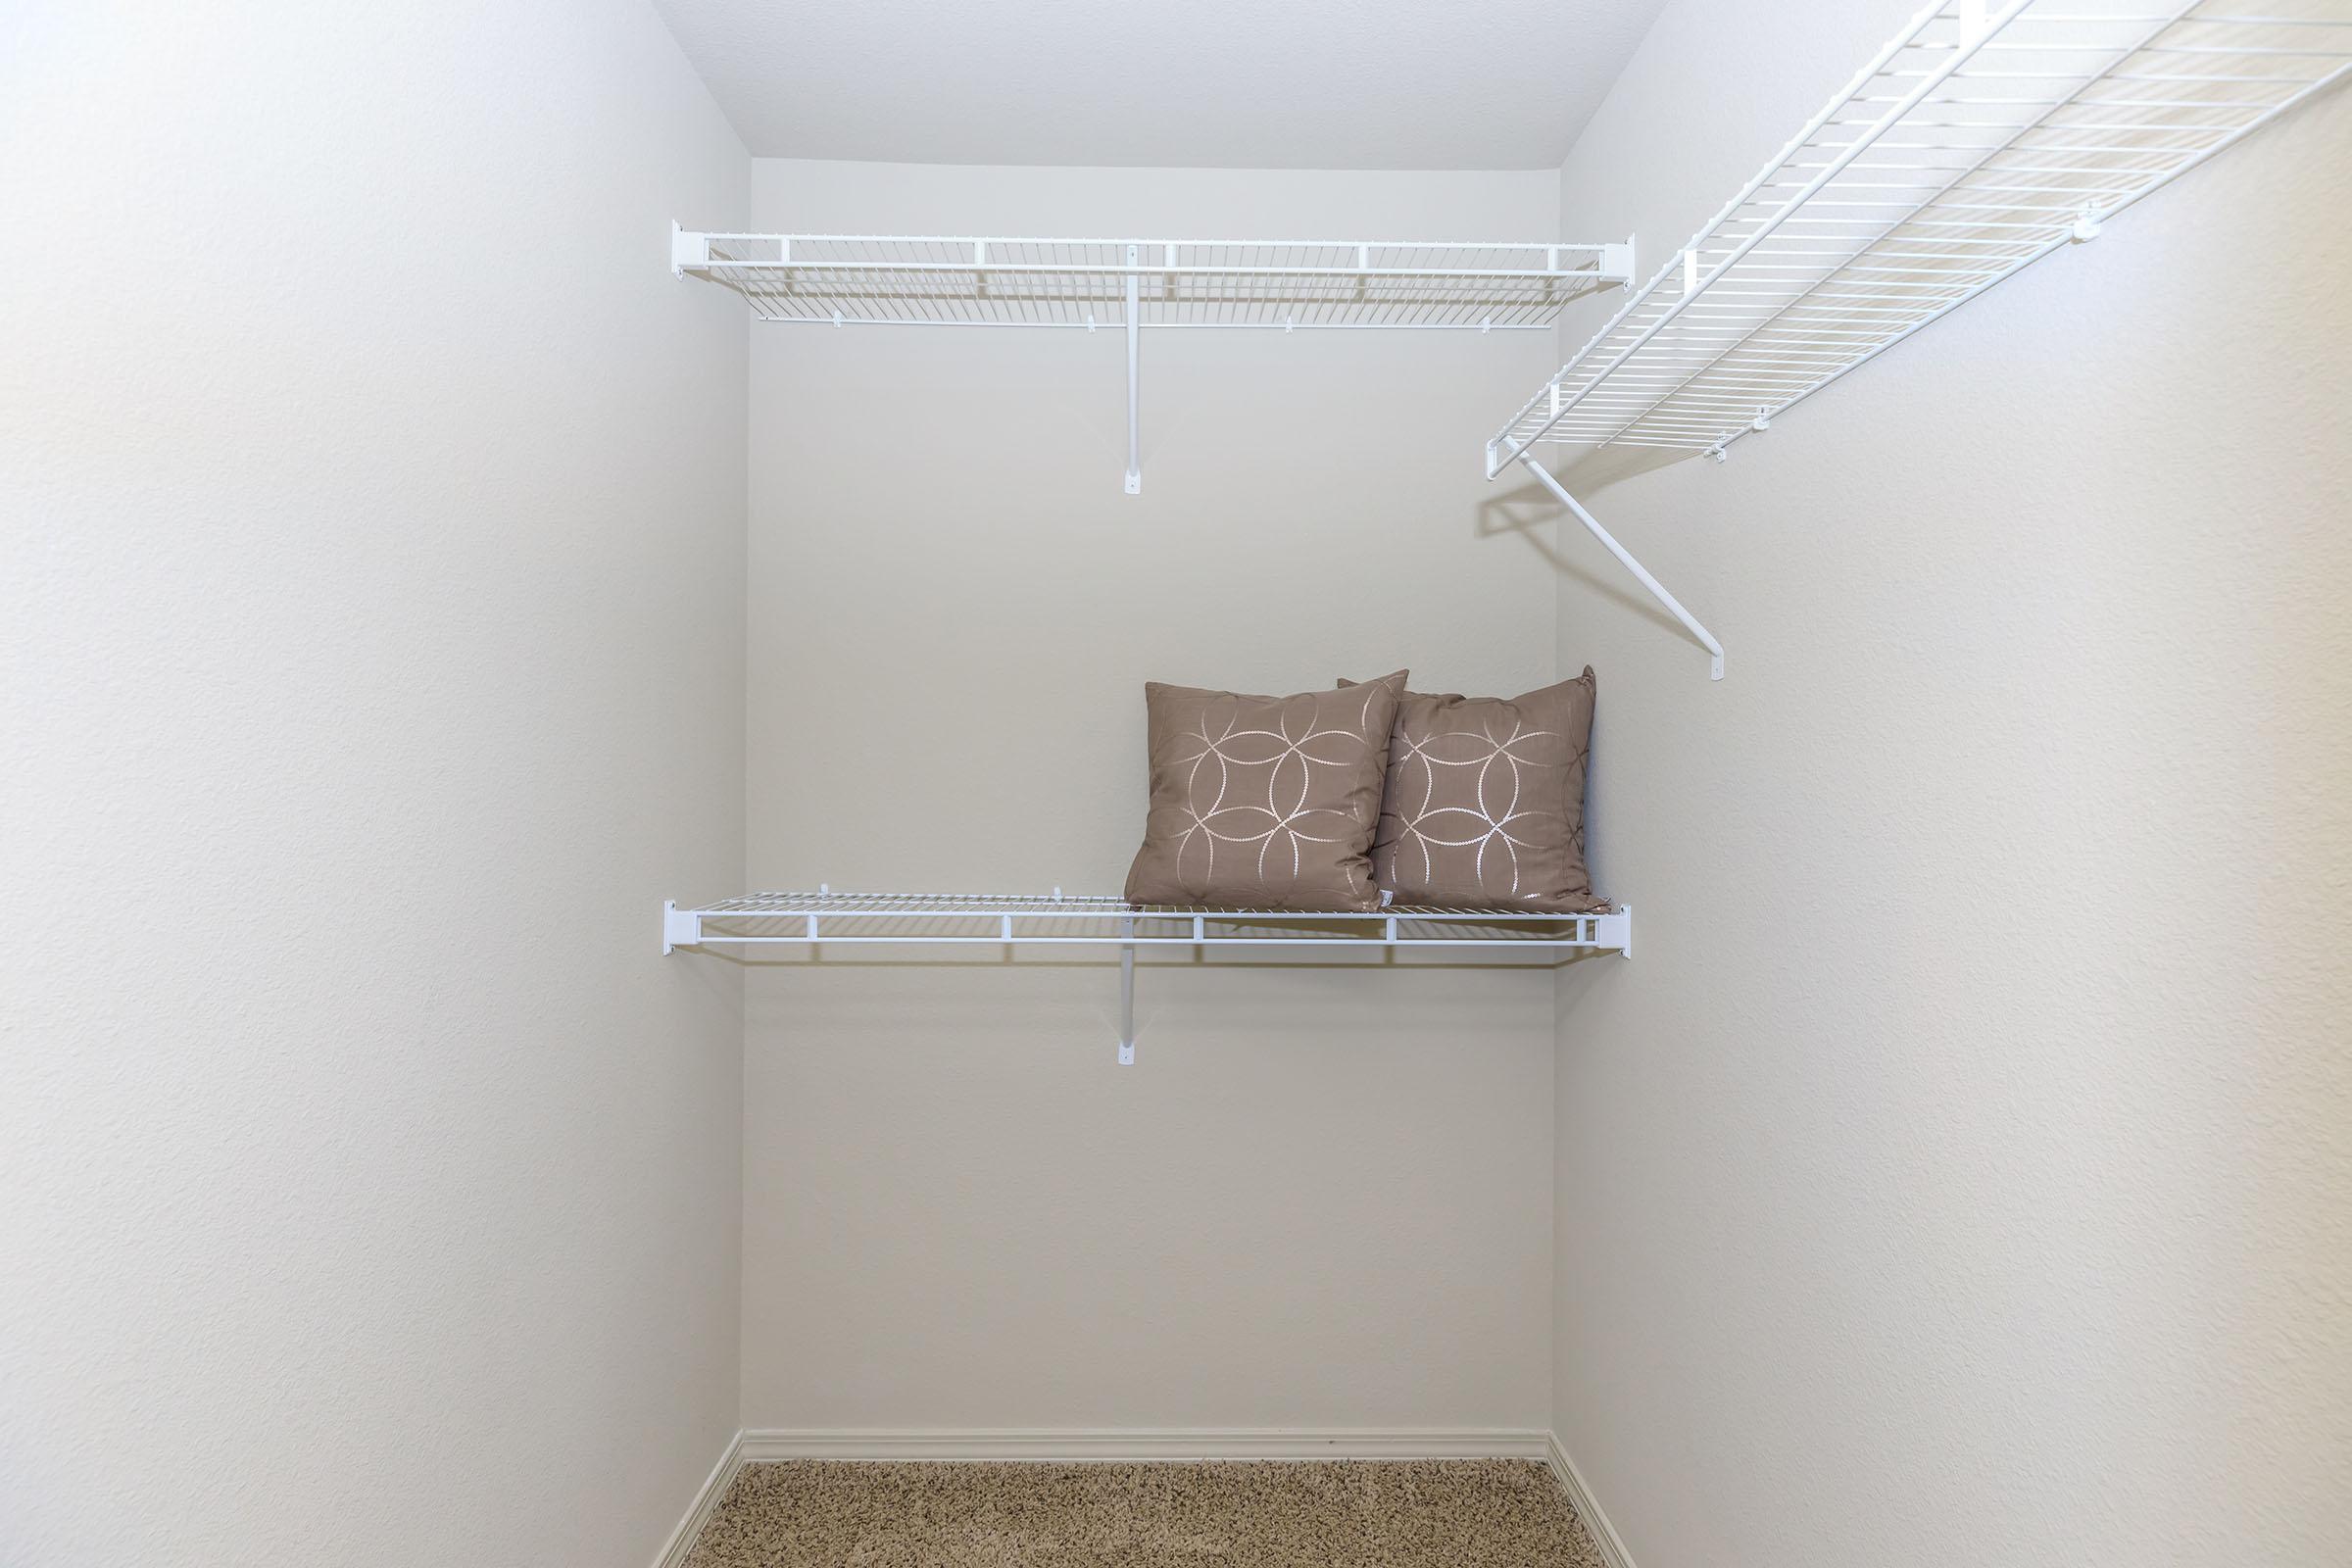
(682, 1458, 1608, 1568)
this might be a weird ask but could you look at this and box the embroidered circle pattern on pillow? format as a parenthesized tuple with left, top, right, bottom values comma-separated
(1358, 669, 1608, 912)
(1125, 672, 1405, 911)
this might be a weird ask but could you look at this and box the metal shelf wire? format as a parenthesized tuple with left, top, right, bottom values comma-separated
(1490, 0, 2352, 467)
(1481, 0, 2351, 683)
(673, 233, 1636, 330)
(663, 890, 1630, 954)
(672, 229, 1634, 491)
(663, 890, 1630, 1065)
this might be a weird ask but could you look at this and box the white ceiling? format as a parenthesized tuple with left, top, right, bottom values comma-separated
(651, 0, 1674, 170)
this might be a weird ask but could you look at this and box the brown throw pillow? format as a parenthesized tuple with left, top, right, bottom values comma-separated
(1342, 668, 1606, 911)
(1124, 671, 1407, 911)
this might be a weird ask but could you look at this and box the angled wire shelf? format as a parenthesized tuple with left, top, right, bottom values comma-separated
(1491, 0, 2352, 466)
(1484, 0, 2352, 682)
(662, 890, 1632, 1065)
(673, 233, 1636, 330)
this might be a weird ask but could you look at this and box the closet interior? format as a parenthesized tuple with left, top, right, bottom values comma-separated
(12, 2, 2349, 1568)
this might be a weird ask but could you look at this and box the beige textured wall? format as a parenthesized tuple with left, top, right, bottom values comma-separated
(1544, 3, 2352, 1565)
(0, 4, 749, 1564)
(739, 161, 1566, 1430)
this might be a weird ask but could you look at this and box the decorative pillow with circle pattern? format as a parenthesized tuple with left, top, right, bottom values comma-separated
(1124, 671, 1407, 911)
(1342, 668, 1607, 911)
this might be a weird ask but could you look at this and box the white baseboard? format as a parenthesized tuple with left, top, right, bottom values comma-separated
(652, 1428, 746, 1568)
(1544, 1431, 1638, 1568)
(738, 1427, 1552, 1462)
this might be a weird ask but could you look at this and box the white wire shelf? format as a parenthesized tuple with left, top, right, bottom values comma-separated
(662, 890, 1630, 954)
(663, 890, 1629, 1064)
(673, 232, 1637, 330)
(674, 228, 1635, 491)
(1489, 0, 2352, 467)
(1480, 0, 2352, 684)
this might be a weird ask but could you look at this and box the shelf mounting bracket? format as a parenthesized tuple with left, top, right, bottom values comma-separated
(662, 900, 703, 956)
(1506, 446, 1725, 681)
(1595, 905, 1634, 956)
(1117, 919, 1137, 1064)
(669, 220, 708, 278)
(1123, 244, 1143, 494)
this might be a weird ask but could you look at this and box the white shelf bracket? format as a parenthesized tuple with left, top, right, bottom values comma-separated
(1594, 905, 1634, 957)
(1117, 919, 1137, 1065)
(1601, 234, 1637, 287)
(669, 221, 708, 278)
(1512, 448, 1725, 681)
(1123, 244, 1143, 495)
(662, 900, 703, 955)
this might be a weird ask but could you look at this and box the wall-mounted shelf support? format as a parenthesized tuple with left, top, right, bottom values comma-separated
(1497, 442, 1726, 681)
(664, 891, 1630, 1062)
(1597, 905, 1632, 958)
(1118, 919, 1137, 1064)
(1124, 245, 1143, 495)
